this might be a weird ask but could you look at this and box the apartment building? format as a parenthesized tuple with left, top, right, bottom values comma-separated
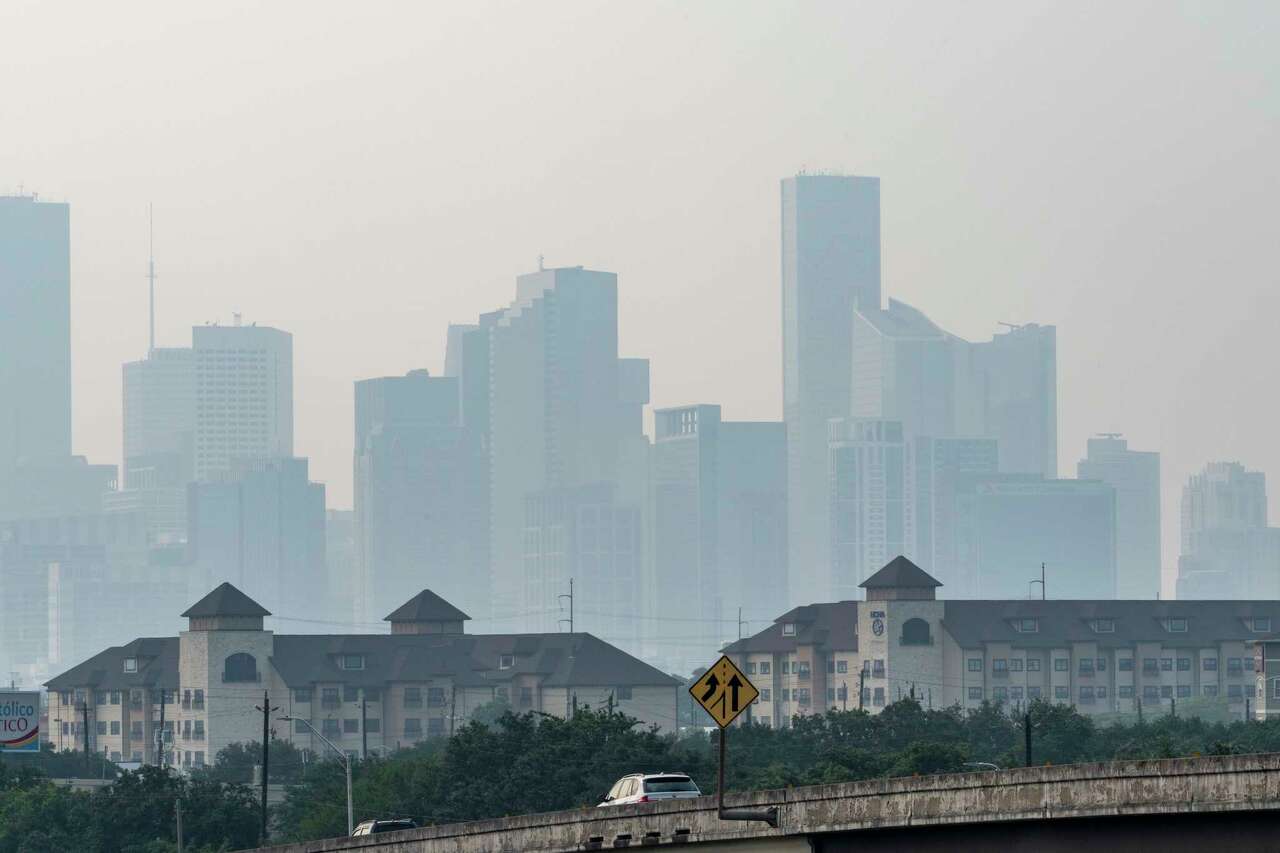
(725, 557, 1279, 725)
(45, 583, 680, 767)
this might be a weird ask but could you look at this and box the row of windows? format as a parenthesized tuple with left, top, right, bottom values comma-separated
(969, 656, 1255, 674)
(969, 684, 1262, 702)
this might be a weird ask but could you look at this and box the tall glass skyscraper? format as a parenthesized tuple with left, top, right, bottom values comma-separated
(782, 174, 881, 606)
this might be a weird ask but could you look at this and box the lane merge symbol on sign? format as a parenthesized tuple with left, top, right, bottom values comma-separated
(690, 655, 759, 728)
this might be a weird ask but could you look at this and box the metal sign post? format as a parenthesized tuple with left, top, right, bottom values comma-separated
(689, 656, 777, 827)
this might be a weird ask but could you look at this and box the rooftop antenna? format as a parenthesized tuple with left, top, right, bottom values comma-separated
(997, 321, 1024, 331)
(538, 254, 545, 272)
(147, 203, 157, 354)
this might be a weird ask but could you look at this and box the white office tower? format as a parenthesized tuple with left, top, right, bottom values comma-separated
(782, 174, 881, 608)
(1077, 435, 1161, 599)
(192, 321, 293, 481)
(1178, 462, 1279, 600)
(828, 419, 915, 601)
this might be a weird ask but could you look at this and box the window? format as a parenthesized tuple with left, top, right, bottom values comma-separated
(872, 660, 885, 678)
(1096, 658, 1107, 672)
(321, 688, 340, 709)
(1177, 658, 1191, 672)
(129, 690, 143, 709)
(1054, 658, 1068, 672)
(193, 689, 204, 709)
(993, 687, 1008, 701)
(1160, 685, 1173, 699)
(782, 623, 796, 636)
(403, 718, 422, 736)
(1054, 686, 1068, 700)
(403, 688, 422, 709)
(499, 654, 515, 670)
(1016, 618, 1038, 633)
(340, 655, 364, 671)
(837, 660, 848, 674)
(1079, 687, 1095, 704)
(322, 719, 340, 737)
(366, 718, 381, 733)
(97, 722, 107, 736)
(496, 687, 509, 703)
(781, 661, 790, 675)
(1161, 658, 1173, 672)
(96, 691, 107, 706)
(1167, 618, 1188, 633)
(1097, 686, 1107, 699)
(193, 721, 204, 740)
(1027, 658, 1041, 672)
(780, 689, 790, 702)
(873, 688, 885, 706)
(759, 662, 771, 675)
(223, 653, 258, 682)
(343, 719, 359, 734)
(110, 691, 121, 705)
(294, 689, 312, 703)
(796, 688, 811, 705)
(827, 661, 835, 674)
(123, 658, 138, 673)
(796, 662, 811, 678)
(1142, 658, 1158, 674)
(110, 721, 121, 735)
(827, 688, 836, 702)
(1078, 659, 1094, 675)
(194, 752, 205, 768)
(1248, 657, 1257, 672)
(1204, 684, 1219, 697)
(343, 685, 359, 703)
(1203, 657, 1218, 671)
(1119, 658, 1133, 672)
(1028, 686, 1042, 699)
(1253, 618, 1272, 633)
(1228, 684, 1243, 699)
(294, 719, 308, 734)
(364, 688, 381, 702)
(993, 659, 1008, 675)
(1143, 686, 1159, 701)
(520, 686, 533, 706)
(1118, 686, 1134, 698)
(1010, 687, 1024, 701)
(130, 721, 143, 739)
(745, 662, 756, 675)
(1010, 659, 1024, 672)
(901, 618, 931, 645)
(968, 658, 983, 672)
(760, 689, 771, 702)
(1273, 680, 1280, 700)
(617, 686, 633, 701)
(836, 686, 848, 702)
(1228, 658, 1244, 674)
(1095, 619, 1115, 633)
(428, 718, 445, 736)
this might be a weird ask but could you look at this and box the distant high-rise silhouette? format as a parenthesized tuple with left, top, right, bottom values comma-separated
(1177, 462, 1278, 599)
(782, 174, 881, 606)
(1078, 435, 1161, 599)
(0, 194, 71, 469)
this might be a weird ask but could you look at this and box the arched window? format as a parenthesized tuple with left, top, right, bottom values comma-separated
(901, 618, 931, 646)
(224, 653, 258, 682)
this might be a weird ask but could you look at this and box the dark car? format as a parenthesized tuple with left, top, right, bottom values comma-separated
(351, 818, 418, 836)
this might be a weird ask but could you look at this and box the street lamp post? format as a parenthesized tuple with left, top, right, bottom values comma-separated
(280, 715, 352, 835)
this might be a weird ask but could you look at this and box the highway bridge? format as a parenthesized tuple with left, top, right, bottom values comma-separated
(249, 752, 1280, 852)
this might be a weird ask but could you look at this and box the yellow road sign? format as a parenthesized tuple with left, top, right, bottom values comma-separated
(690, 655, 759, 728)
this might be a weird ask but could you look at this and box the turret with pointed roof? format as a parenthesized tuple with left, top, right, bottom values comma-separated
(859, 556, 942, 601)
(384, 590, 470, 635)
(182, 582, 270, 631)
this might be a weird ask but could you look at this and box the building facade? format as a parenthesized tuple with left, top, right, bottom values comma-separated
(1077, 435, 1161, 599)
(1177, 462, 1278, 600)
(782, 174, 882, 610)
(122, 347, 196, 489)
(725, 558, 1278, 726)
(45, 584, 681, 766)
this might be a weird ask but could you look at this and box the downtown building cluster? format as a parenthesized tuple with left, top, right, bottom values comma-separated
(4, 174, 1280, 716)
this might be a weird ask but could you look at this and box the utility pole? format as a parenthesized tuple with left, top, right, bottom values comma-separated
(738, 608, 747, 642)
(842, 682, 847, 712)
(82, 701, 91, 757)
(361, 694, 368, 760)
(1170, 697, 1176, 718)
(254, 691, 278, 846)
(1246, 696, 1251, 721)
(450, 687, 457, 737)
(858, 669, 866, 711)
(175, 798, 184, 853)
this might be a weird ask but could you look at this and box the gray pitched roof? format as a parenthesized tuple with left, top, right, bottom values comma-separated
(860, 556, 942, 589)
(384, 590, 471, 624)
(181, 582, 270, 618)
(45, 638, 178, 691)
(722, 602, 858, 655)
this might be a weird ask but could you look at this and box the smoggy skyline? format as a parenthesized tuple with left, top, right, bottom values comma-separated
(5, 0, 1279, 587)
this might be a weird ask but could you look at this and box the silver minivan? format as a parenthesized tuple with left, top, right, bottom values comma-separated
(598, 773, 701, 806)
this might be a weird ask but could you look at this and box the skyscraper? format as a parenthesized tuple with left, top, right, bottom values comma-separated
(782, 174, 881, 608)
(122, 347, 196, 488)
(971, 323, 1057, 477)
(192, 321, 293, 481)
(913, 435, 999, 588)
(0, 194, 71, 469)
(828, 418, 914, 601)
(353, 370, 485, 623)
(1077, 435, 1161, 599)
(649, 405, 787, 670)
(1177, 462, 1278, 599)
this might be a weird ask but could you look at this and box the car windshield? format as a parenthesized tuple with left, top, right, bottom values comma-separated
(644, 776, 697, 793)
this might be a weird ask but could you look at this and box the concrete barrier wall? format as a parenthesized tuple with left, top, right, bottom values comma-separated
(247, 752, 1280, 852)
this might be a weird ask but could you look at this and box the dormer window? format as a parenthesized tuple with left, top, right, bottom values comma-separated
(1252, 618, 1272, 633)
(782, 623, 796, 636)
(340, 655, 365, 671)
(1166, 618, 1188, 633)
(123, 658, 138, 673)
(1092, 619, 1115, 633)
(1013, 618, 1038, 633)
(499, 654, 515, 670)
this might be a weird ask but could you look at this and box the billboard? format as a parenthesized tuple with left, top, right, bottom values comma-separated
(0, 692, 41, 753)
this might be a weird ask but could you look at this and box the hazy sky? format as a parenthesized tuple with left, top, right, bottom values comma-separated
(4, 1, 1278, 593)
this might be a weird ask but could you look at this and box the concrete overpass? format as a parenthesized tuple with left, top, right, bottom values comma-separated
(249, 752, 1280, 852)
